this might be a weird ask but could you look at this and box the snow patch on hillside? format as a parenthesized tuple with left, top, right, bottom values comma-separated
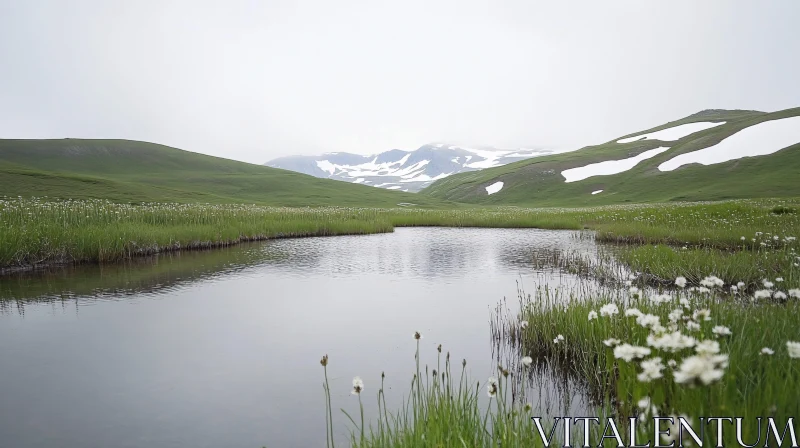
(561, 147, 670, 183)
(617, 122, 726, 144)
(486, 181, 504, 195)
(316, 160, 337, 175)
(591, 190, 603, 195)
(658, 117, 800, 171)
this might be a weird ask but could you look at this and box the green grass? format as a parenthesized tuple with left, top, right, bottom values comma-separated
(0, 139, 452, 207)
(500, 285, 800, 446)
(421, 107, 800, 206)
(616, 244, 798, 288)
(321, 337, 549, 447)
(3, 197, 800, 270)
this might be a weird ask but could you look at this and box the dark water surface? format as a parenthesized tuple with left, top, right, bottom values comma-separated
(0, 228, 597, 448)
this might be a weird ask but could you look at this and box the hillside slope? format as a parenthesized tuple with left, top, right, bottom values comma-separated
(266, 144, 552, 192)
(0, 139, 449, 207)
(421, 108, 800, 206)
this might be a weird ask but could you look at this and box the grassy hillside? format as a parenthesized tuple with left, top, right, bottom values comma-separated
(0, 139, 449, 207)
(421, 108, 800, 206)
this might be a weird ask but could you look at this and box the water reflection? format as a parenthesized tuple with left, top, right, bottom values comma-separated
(0, 228, 603, 448)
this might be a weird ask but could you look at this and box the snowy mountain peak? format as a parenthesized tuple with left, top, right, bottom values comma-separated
(265, 144, 553, 192)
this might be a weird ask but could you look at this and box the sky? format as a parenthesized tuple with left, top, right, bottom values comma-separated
(1, 1, 799, 164)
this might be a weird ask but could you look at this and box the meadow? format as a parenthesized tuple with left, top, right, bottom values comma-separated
(3, 196, 800, 446)
(2, 197, 799, 272)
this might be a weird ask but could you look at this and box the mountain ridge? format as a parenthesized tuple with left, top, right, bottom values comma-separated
(265, 143, 555, 192)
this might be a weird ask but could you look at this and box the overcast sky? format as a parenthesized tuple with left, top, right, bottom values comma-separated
(1, 1, 798, 164)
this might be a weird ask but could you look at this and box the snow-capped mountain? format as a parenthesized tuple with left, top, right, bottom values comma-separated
(265, 144, 553, 192)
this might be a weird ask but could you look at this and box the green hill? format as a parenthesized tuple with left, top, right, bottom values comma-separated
(421, 107, 800, 206)
(0, 139, 449, 207)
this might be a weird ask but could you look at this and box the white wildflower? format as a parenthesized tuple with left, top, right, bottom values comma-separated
(754, 289, 773, 299)
(614, 344, 651, 362)
(637, 357, 665, 382)
(637, 396, 658, 422)
(788, 341, 800, 359)
(776, 277, 784, 282)
(521, 356, 532, 368)
(520, 321, 529, 329)
(625, 308, 644, 318)
(695, 340, 721, 355)
(675, 277, 687, 288)
(636, 314, 661, 330)
(680, 298, 691, 309)
(674, 354, 728, 386)
(352, 376, 365, 395)
(667, 359, 677, 368)
(692, 309, 711, 321)
(686, 321, 701, 332)
(737, 282, 746, 289)
(712, 326, 732, 337)
(763, 279, 774, 289)
(760, 347, 775, 356)
(553, 334, 565, 344)
(789, 289, 800, 299)
(774, 291, 788, 300)
(588, 310, 598, 321)
(700, 276, 724, 288)
(629, 287, 641, 297)
(599, 303, 619, 317)
(486, 377, 498, 397)
(647, 331, 697, 353)
(668, 309, 683, 323)
(603, 338, 621, 347)
(650, 294, 672, 304)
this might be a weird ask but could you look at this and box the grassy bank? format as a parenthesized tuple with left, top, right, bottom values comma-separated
(500, 283, 800, 446)
(2, 197, 799, 270)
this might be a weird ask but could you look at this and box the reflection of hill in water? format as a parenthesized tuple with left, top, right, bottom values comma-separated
(0, 241, 294, 306)
(1, 228, 603, 315)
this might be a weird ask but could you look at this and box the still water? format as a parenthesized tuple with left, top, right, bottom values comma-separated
(0, 228, 599, 448)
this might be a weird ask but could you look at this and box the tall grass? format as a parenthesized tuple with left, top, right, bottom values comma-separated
(3, 197, 799, 269)
(321, 336, 546, 447)
(498, 285, 800, 446)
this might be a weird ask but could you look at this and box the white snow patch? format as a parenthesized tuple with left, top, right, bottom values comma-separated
(561, 147, 670, 183)
(316, 160, 336, 175)
(386, 185, 402, 190)
(591, 190, 603, 195)
(391, 160, 430, 177)
(617, 121, 726, 144)
(435, 143, 444, 148)
(504, 151, 544, 158)
(485, 181, 504, 195)
(395, 153, 412, 166)
(658, 116, 800, 171)
(352, 178, 365, 184)
(461, 147, 514, 169)
(400, 172, 451, 183)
